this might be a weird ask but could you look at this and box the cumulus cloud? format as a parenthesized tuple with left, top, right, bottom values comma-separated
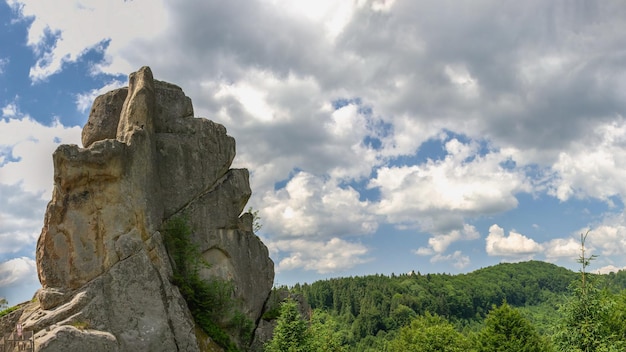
(214, 70, 385, 193)
(0, 114, 82, 197)
(0, 257, 37, 287)
(370, 139, 529, 232)
(414, 224, 478, 269)
(548, 119, 626, 202)
(2, 102, 18, 118)
(7, 0, 169, 81)
(0, 257, 39, 305)
(486, 224, 543, 259)
(271, 237, 370, 274)
(588, 223, 626, 257)
(0, 113, 80, 303)
(261, 171, 377, 239)
(0, 183, 47, 256)
(544, 237, 581, 260)
(416, 223, 480, 255)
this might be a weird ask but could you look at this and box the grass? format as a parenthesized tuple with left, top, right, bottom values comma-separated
(0, 305, 20, 319)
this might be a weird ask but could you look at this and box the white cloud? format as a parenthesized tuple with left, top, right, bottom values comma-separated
(0, 257, 37, 287)
(261, 171, 377, 238)
(370, 140, 529, 232)
(486, 224, 543, 259)
(595, 265, 626, 274)
(0, 114, 81, 288)
(548, 119, 626, 202)
(8, 0, 169, 81)
(0, 114, 82, 197)
(0, 257, 39, 306)
(271, 237, 370, 274)
(214, 69, 385, 195)
(0, 184, 46, 256)
(265, 0, 356, 41)
(417, 224, 480, 254)
(588, 223, 626, 257)
(430, 250, 470, 269)
(75, 79, 125, 113)
(2, 103, 18, 118)
(544, 237, 581, 259)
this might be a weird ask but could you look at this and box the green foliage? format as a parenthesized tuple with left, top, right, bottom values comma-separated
(387, 312, 474, 352)
(262, 287, 290, 321)
(286, 261, 599, 350)
(390, 304, 417, 328)
(265, 299, 311, 352)
(308, 310, 348, 352)
(232, 311, 255, 344)
(299, 261, 576, 331)
(262, 305, 282, 321)
(552, 232, 625, 352)
(247, 206, 262, 233)
(606, 290, 626, 342)
(0, 305, 19, 319)
(475, 302, 550, 352)
(0, 297, 7, 310)
(162, 216, 252, 352)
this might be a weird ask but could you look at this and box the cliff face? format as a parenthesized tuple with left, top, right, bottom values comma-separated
(19, 67, 274, 351)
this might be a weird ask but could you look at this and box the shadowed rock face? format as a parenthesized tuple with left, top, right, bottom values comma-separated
(22, 67, 274, 352)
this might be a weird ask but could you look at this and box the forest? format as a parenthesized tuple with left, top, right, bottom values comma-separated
(264, 242, 626, 351)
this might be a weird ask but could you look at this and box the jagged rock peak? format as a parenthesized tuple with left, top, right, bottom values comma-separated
(18, 66, 274, 352)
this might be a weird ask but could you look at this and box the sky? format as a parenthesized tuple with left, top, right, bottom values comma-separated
(2, 0, 626, 306)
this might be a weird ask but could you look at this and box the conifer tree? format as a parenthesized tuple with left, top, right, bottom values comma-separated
(387, 312, 473, 352)
(475, 302, 548, 352)
(265, 299, 310, 352)
(553, 232, 624, 352)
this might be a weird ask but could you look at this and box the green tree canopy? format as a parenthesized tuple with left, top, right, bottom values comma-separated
(387, 312, 473, 352)
(475, 302, 549, 352)
(265, 299, 310, 352)
(553, 232, 625, 352)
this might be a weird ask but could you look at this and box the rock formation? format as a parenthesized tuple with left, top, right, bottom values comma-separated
(16, 67, 274, 351)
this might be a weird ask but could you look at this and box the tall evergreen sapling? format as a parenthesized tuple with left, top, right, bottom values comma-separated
(553, 231, 624, 352)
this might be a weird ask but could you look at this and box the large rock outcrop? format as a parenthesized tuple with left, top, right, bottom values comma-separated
(17, 67, 274, 351)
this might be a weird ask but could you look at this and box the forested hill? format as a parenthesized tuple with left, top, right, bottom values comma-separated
(291, 260, 626, 324)
(265, 261, 626, 351)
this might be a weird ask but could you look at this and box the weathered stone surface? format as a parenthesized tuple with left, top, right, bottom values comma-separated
(37, 326, 118, 352)
(22, 66, 274, 351)
(82, 88, 128, 148)
(155, 119, 236, 218)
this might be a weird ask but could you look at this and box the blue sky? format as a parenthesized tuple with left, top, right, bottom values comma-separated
(2, 0, 626, 306)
